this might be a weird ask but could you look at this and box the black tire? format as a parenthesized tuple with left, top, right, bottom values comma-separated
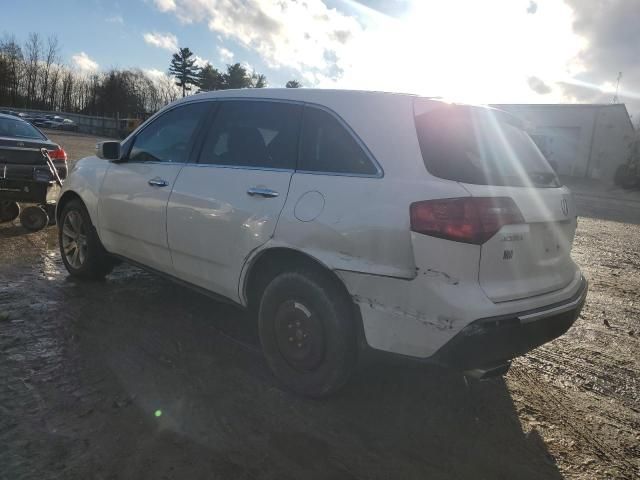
(258, 269, 357, 398)
(58, 199, 114, 280)
(20, 205, 49, 231)
(45, 204, 57, 225)
(0, 201, 20, 223)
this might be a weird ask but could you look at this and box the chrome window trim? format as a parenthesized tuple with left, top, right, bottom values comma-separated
(181, 162, 294, 173)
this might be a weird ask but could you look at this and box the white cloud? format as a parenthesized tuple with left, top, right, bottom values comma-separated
(218, 46, 234, 63)
(154, 0, 176, 12)
(144, 68, 167, 81)
(152, 0, 361, 77)
(151, 0, 591, 107)
(71, 52, 99, 72)
(193, 55, 209, 68)
(143, 32, 178, 51)
(105, 15, 124, 24)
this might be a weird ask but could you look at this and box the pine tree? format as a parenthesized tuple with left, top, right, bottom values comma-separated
(168, 47, 200, 97)
(197, 63, 225, 91)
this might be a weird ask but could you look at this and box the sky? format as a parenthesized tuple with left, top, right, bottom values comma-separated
(2, 0, 639, 120)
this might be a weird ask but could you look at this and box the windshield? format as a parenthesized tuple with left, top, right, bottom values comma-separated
(415, 104, 560, 188)
(0, 117, 45, 140)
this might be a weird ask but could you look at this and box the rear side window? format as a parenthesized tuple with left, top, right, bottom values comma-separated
(198, 101, 302, 169)
(299, 107, 378, 175)
(414, 103, 559, 187)
(129, 102, 209, 163)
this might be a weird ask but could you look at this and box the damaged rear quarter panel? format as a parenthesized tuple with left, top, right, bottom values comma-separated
(337, 235, 489, 358)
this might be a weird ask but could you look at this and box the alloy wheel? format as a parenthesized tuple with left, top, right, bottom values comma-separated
(61, 210, 88, 269)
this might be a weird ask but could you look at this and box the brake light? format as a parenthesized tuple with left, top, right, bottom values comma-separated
(410, 197, 524, 244)
(48, 147, 67, 161)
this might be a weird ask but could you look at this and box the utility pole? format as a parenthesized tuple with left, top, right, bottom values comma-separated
(612, 72, 622, 103)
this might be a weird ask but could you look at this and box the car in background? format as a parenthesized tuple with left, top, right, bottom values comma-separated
(0, 113, 68, 228)
(41, 116, 78, 132)
(56, 89, 587, 397)
(0, 113, 67, 175)
(58, 118, 78, 131)
(29, 116, 49, 128)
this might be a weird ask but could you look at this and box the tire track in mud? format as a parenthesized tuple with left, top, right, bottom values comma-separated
(509, 362, 638, 476)
(526, 345, 639, 412)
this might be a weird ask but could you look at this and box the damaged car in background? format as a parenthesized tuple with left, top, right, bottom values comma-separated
(54, 89, 587, 397)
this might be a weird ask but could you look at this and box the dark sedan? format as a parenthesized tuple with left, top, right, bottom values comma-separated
(0, 113, 68, 227)
(0, 113, 68, 181)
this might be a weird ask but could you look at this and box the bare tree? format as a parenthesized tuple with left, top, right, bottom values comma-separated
(47, 63, 61, 109)
(24, 33, 41, 107)
(0, 35, 24, 106)
(39, 35, 60, 108)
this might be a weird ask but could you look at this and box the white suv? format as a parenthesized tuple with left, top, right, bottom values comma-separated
(56, 89, 587, 397)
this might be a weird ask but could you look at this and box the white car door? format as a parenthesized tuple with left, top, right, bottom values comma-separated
(167, 100, 302, 301)
(98, 101, 210, 273)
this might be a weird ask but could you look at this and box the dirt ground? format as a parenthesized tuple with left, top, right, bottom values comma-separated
(1, 133, 639, 479)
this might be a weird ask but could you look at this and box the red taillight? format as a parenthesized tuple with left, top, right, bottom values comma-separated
(410, 197, 524, 245)
(48, 147, 67, 161)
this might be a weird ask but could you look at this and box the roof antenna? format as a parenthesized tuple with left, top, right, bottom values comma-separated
(612, 72, 622, 103)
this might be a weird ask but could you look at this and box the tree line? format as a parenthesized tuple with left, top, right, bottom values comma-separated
(0, 32, 301, 119)
(169, 47, 269, 97)
(0, 33, 180, 118)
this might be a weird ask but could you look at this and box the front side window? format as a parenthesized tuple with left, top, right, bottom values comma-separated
(129, 102, 209, 163)
(299, 107, 378, 175)
(199, 101, 302, 169)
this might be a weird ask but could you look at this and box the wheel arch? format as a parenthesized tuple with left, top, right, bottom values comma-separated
(241, 246, 367, 348)
(239, 246, 364, 339)
(56, 190, 83, 224)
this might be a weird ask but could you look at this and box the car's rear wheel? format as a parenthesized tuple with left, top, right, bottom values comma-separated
(258, 269, 357, 398)
(58, 199, 114, 280)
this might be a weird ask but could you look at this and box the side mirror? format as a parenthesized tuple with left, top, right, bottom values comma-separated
(96, 141, 121, 161)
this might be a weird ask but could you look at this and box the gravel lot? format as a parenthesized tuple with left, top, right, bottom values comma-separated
(1, 133, 639, 479)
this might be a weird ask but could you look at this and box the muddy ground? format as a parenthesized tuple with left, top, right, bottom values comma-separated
(1, 133, 639, 479)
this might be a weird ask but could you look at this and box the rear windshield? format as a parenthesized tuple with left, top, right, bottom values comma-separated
(414, 104, 559, 187)
(0, 117, 45, 140)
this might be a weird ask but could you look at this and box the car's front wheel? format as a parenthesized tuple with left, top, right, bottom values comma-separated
(58, 199, 114, 280)
(258, 269, 357, 398)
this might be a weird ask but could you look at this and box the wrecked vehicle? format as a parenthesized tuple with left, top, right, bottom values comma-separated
(55, 89, 587, 397)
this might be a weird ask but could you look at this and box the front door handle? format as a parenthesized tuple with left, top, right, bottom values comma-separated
(247, 187, 279, 198)
(148, 177, 169, 187)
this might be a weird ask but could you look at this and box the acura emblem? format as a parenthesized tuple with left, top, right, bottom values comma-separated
(561, 198, 569, 216)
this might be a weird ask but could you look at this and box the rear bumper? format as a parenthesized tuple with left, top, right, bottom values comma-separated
(431, 277, 588, 370)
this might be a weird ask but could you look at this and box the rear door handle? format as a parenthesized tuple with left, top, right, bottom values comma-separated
(247, 187, 279, 198)
(148, 177, 169, 187)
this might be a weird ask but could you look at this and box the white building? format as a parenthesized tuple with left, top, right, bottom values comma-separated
(492, 103, 635, 181)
